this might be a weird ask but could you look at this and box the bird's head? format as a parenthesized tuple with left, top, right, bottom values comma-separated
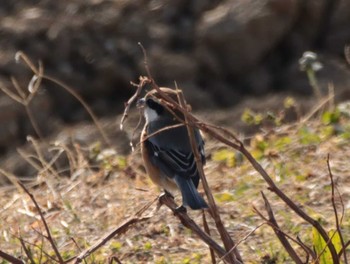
(137, 88, 181, 124)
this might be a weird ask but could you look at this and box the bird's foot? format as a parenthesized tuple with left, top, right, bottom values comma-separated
(174, 205, 187, 213)
(163, 189, 174, 199)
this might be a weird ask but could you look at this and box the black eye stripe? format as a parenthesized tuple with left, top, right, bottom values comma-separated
(146, 98, 164, 115)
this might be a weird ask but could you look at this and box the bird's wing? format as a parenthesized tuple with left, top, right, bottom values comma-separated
(145, 139, 202, 180)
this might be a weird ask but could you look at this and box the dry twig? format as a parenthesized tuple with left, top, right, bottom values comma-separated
(260, 192, 303, 264)
(202, 211, 216, 264)
(72, 196, 158, 263)
(327, 155, 347, 263)
(10, 52, 111, 146)
(175, 88, 242, 263)
(18, 181, 64, 263)
(0, 249, 24, 264)
(158, 193, 230, 263)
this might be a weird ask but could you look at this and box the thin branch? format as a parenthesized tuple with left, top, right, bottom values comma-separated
(24, 105, 44, 139)
(18, 235, 36, 264)
(158, 193, 232, 264)
(134, 78, 339, 262)
(260, 192, 303, 264)
(18, 181, 64, 263)
(176, 89, 242, 263)
(138, 123, 185, 145)
(339, 240, 350, 259)
(120, 76, 150, 131)
(0, 250, 24, 264)
(202, 211, 216, 264)
(296, 236, 316, 260)
(16, 234, 59, 263)
(218, 223, 266, 264)
(253, 206, 312, 262)
(15, 51, 39, 74)
(42, 75, 111, 146)
(195, 119, 339, 263)
(327, 155, 347, 263)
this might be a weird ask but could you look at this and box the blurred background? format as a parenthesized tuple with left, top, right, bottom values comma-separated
(0, 0, 349, 156)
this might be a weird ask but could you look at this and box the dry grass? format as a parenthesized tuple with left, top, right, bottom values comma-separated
(1, 113, 350, 263)
(1, 51, 350, 263)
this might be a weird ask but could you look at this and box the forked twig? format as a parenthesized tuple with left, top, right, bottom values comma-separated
(120, 76, 150, 131)
(218, 223, 266, 264)
(253, 205, 313, 261)
(259, 192, 303, 264)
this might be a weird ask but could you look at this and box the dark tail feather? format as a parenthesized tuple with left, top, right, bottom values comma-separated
(174, 175, 208, 210)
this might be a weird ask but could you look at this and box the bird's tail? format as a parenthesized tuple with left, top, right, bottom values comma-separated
(174, 175, 208, 210)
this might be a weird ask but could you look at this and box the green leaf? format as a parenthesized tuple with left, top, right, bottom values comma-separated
(212, 149, 236, 167)
(298, 127, 321, 145)
(329, 229, 342, 255)
(321, 109, 340, 125)
(274, 136, 292, 150)
(241, 108, 263, 125)
(144, 241, 152, 250)
(313, 227, 330, 264)
(215, 192, 235, 203)
(284, 97, 296, 108)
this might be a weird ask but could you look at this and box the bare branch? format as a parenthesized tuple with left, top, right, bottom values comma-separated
(0, 249, 25, 264)
(253, 205, 312, 262)
(158, 193, 234, 264)
(260, 192, 303, 264)
(120, 76, 150, 131)
(339, 240, 350, 259)
(218, 223, 266, 264)
(176, 89, 242, 263)
(202, 210, 216, 264)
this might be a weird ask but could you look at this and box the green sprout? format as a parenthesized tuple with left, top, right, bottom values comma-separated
(299, 51, 323, 100)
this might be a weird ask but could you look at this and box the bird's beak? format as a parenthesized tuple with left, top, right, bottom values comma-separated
(136, 98, 145, 109)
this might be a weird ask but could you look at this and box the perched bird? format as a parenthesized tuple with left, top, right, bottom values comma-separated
(138, 88, 208, 210)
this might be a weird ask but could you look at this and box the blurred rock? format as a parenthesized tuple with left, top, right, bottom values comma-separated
(0, 0, 349, 156)
(0, 89, 54, 153)
(196, 0, 298, 77)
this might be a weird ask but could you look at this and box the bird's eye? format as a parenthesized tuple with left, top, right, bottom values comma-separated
(146, 98, 164, 115)
(146, 98, 157, 108)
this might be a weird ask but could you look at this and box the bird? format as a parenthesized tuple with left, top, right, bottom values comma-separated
(138, 87, 208, 210)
